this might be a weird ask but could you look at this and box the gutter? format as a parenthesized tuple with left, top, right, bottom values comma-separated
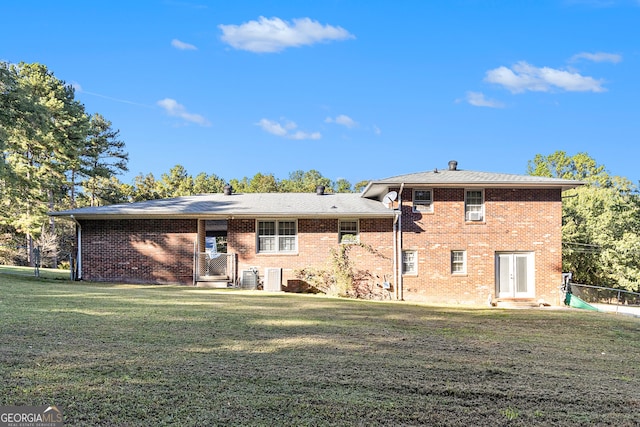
(70, 215, 82, 280)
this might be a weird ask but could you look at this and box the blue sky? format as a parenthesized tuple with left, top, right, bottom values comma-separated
(2, 0, 639, 187)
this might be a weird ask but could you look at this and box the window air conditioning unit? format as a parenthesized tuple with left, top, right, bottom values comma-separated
(468, 211, 483, 221)
(241, 269, 259, 289)
(263, 267, 282, 292)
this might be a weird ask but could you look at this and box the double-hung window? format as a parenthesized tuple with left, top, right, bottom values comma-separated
(413, 189, 433, 213)
(339, 219, 359, 244)
(257, 220, 297, 253)
(451, 250, 466, 274)
(465, 190, 484, 221)
(402, 250, 417, 275)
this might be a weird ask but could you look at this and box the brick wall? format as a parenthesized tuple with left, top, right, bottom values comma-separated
(77, 185, 563, 306)
(397, 186, 563, 305)
(228, 217, 395, 290)
(80, 219, 197, 285)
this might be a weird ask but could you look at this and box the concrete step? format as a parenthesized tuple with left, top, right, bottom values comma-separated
(492, 299, 541, 309)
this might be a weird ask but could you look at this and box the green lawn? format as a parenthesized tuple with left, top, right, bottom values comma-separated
(1, 273, 639, 426)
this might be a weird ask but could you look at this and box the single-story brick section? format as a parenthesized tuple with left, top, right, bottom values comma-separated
(50, 161, 582, 306)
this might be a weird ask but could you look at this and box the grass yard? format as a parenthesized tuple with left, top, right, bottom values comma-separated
(1, 273, 639, 426)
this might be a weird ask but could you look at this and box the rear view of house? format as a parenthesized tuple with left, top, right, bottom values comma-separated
(51, 161, 582, 306)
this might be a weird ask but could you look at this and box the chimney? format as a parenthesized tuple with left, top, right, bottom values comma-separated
(316, 185, 325, 195)
(223, 184, 233, 195)
(448, 160, 458, 171)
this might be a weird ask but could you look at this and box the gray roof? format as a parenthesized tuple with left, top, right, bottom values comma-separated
(362, 168, 584, 199)
(50, 192, 396, 219)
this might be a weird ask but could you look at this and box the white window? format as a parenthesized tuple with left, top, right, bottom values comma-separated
(339, 219, 359, 244)
(465, 190, 484, 221)
(413, 189, 433, 213)
(257, 220, 297, 253)
(451, 250, 466, 274)
(402, 250, 417, 275)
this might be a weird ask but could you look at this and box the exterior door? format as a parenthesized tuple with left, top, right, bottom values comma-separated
(496, 253, 534, 298)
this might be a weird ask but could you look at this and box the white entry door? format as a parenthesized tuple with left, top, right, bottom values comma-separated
(496, 253, 535, 298)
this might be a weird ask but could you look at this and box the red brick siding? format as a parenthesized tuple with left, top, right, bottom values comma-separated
(80, 219, 197, 285)
(397, 187, 563, 305)
(227, 217, 395, 288)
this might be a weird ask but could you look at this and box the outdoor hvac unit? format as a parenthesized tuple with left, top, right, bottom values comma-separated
(263, 267, 282, 292)
(240, 269, 259, 289)
(468, 211, 483, 221)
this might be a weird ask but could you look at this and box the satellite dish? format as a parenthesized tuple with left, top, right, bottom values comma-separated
(382, 191, 398, 208)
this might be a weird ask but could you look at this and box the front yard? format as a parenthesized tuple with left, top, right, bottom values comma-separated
(1, 272, 639, 426)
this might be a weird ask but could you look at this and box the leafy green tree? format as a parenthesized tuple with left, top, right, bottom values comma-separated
(529, 151, 640, 291)
(131, 173, 161, 201)
(78, 176, 130, 207)
(281, 169, 332, 193)
(333, 178, 352, 193)
(193, 172, 226, 194)
(247, 172, 279, 192)
(354, 180, 370, 193)
(228, 177, 249, 193)
(157, 165, 194, 198)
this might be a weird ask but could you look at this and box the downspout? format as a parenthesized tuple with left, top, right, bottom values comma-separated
(397, 183, 405, 301)
(392, 213, 398, 300)
(70, 215, 82, 280)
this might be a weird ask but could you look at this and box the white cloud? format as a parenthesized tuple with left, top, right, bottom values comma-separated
(157, 98, 211, 126)
(325, 114, 358, 128)
(466, 91, 505, 108)
(372, 125, 381, 136)
(256, 118, 321, 140)
(171, 39, 198, 50)
(256, 118, 288, 136)
(484, 61, 606, 93)
(569, 52, 622, 63)
(219, 16, 354, 53)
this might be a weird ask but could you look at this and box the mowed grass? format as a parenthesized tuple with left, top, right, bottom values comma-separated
(1, 273, 639, 426)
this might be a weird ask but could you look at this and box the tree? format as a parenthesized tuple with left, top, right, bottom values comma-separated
(78, 114, 128, 206)
(1, 62, 89, 264)
(280, 169, 332, 193)
(78, 176, 130, 207)
(354, 180, 370, 193)
(193, 172, 226, 194)
(527, 150, 620, 188)
(247, 172, 279, 193)
(131, 173, 161, 201)
(157, 165, 194, 198)
(529, 151, 640, 291)
(333, 178, 352, 193)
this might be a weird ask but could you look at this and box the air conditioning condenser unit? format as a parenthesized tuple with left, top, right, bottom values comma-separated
(263, 268, 282, 292)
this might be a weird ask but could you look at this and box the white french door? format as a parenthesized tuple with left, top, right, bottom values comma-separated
(496, 253, 535, 298)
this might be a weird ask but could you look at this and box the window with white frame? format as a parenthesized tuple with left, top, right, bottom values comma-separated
(257, 220, 297, 253)
(402, 250, 418, 275)
(451, 250, 466, 274)
(339, 219, 359, 244)
(465, 189, 484, 221)
(413, 189, 433, 213)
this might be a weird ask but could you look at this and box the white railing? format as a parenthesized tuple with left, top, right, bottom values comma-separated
(194, 252, 236, 285)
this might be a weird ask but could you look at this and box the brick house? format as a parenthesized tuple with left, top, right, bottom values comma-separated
(51, 161, 582, 306)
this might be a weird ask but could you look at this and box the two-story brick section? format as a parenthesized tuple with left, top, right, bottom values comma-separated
(50, 161, 582, 306)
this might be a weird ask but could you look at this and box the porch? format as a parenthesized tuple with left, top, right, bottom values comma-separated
(193, 219, 236, 287)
